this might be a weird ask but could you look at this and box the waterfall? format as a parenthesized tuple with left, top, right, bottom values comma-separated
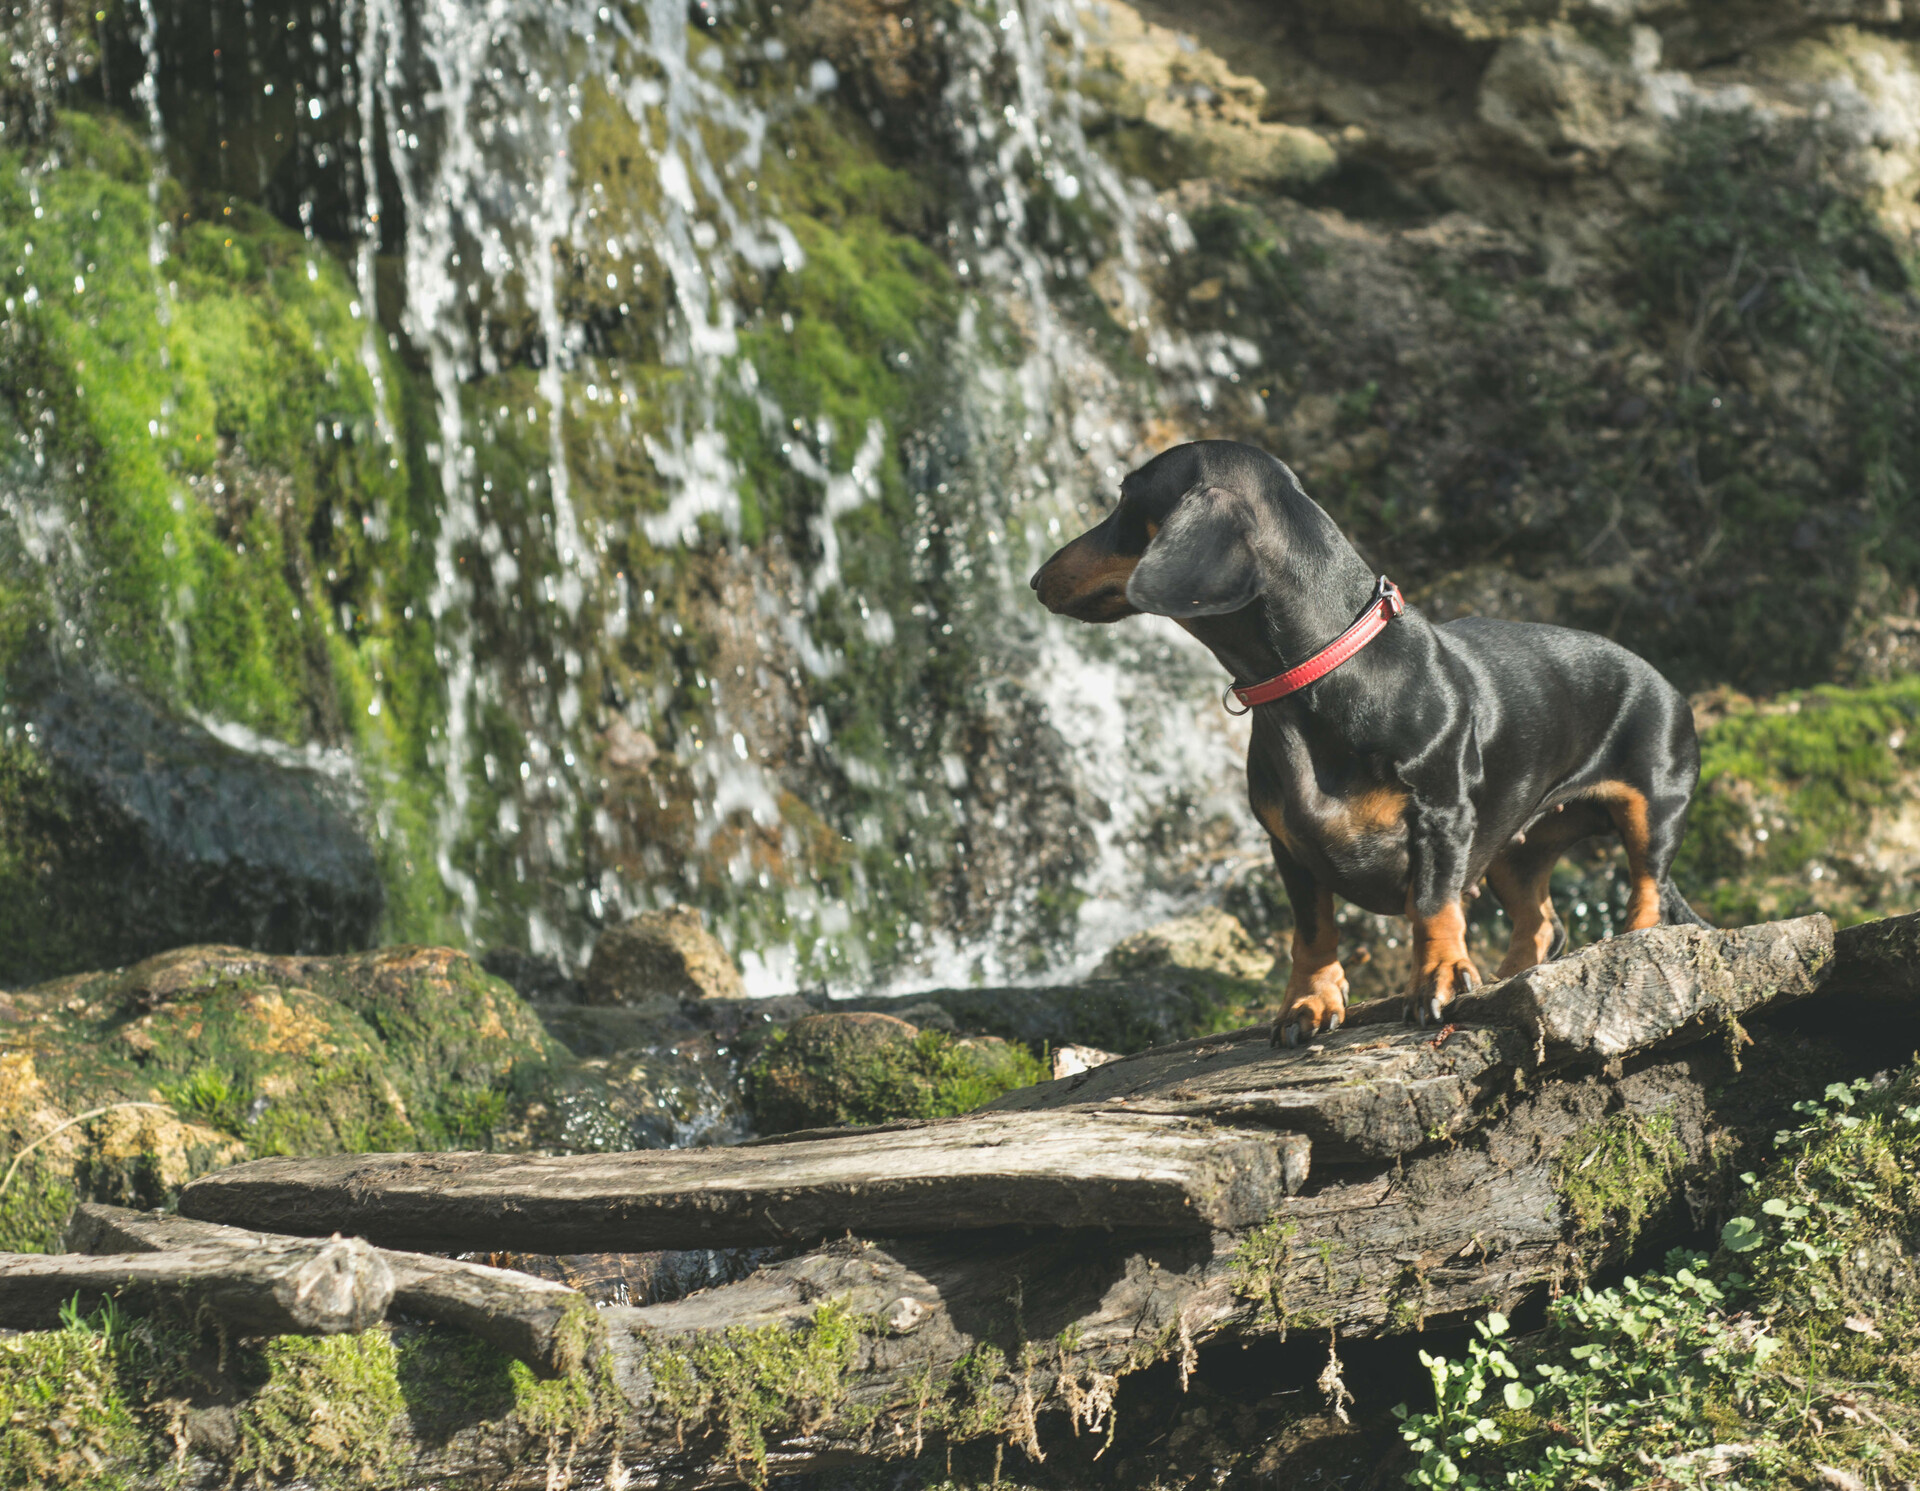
(7, 0, 1272, 992)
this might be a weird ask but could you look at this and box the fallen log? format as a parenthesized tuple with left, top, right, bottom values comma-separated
(64, 1204, 599, 1377)
(17, 912, 1894, 1488)
(981, 1022, 1519, 1162)
(179, 1110, 1312, 1253)
(0, 1233, 390, 1335)
(1341, 915, 1833, 1055)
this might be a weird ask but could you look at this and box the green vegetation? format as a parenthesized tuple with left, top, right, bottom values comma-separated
(745, 1013, 1047, 1133)
(646, 1301, 865, 1484)
(1553, 1110, 1687, 1257)
(1397, 1071, 1920, 1487)
(0, 1299, 181, 1491)
(1677, 676, 1920, 925)
(0, 945, 573, 1250)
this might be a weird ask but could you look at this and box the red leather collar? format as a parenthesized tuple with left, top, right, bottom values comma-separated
(1224, 577, 1405, 714)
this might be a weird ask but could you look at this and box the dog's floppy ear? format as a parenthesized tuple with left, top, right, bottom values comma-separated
(1125, 486, 1260, 617)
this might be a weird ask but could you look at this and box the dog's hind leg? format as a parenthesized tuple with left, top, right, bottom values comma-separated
(1484, 851, 1559, 980)
(1589, 781, 1697, 932)
(1269, 848, 1348, 1050)
(1485, 800, 1609, 977)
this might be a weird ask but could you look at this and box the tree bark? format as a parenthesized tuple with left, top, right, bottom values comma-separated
(64, 1204, 598, 1377)
(0, 1234, 391, 1335)
(179, 1111, 1312, 1253)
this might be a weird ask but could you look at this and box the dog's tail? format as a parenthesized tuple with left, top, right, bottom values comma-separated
(1660, 877, 1712, 928)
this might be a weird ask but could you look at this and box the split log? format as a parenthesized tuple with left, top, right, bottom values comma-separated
(0, 1233, 390, 1335)
(179, 1110, 1311, 1253)
(1342, 915, 1833, 1058)
(1823, 908, 1920, 1006)
(981, 1023, 1520, 1162)
(64, 1204, 597, 1377)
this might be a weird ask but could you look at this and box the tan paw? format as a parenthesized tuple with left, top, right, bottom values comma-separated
(1272, 966, 1349, 1049)
(1408, 955, 1480, 1027)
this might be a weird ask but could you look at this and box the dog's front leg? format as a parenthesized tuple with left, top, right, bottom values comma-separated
(1406, 798, 1482, 1026)
(1269, 846, 1348, 1049)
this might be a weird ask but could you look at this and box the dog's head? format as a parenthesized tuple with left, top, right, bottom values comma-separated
(1030, 441, 1317, 623)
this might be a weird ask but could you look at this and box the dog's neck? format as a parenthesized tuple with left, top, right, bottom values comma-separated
(1178, 546, 1383, 689)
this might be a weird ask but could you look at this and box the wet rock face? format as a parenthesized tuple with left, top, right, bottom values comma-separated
(583, 905, 746, 1005)
(0, 675, 383, 987)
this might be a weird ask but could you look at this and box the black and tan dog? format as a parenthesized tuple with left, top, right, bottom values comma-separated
(1032, 439, 1706, 1047)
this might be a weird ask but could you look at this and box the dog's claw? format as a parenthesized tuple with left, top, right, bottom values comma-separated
(1325, 1011, 1342, 1034)
(1281, 1020, 1301, 1049)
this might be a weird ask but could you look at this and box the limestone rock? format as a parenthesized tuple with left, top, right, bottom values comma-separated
(584, 905, 745, 1005)
(1095, 907, 1276, 983)
(1080, 0, 1336, 186)
(1478, 22, 1673, 172)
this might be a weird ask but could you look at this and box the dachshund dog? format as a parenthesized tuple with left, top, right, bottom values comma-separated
(1031, 440, 1706, 1047)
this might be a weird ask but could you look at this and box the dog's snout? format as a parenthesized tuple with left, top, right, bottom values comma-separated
(1029, 569, 1041, 590)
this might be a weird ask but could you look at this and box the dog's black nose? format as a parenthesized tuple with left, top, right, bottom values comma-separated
(1029, 569, 1041, 590)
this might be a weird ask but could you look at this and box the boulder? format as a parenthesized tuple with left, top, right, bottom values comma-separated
(583, 905, 744, 1005)
(0, 672, 384, 987)
(0, 942, 708, 1250)
(744, 1011, 1046, 1135)
(1094, 907, 1276, 983)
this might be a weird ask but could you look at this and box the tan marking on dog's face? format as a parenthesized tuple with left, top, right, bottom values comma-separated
(1031, 529, 1142, 623)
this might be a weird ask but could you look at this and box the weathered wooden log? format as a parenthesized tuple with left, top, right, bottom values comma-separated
(0, 1233, 391, 1334)
(64, 1203, 599, 1377)
(179, 1110, 1311, 1253)
(1342, 915, 1833, 1056)
(1823, 908, 1920, 1006)
(982, 1023, 1520, 1162)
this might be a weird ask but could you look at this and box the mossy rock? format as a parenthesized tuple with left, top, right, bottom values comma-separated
(0, 943, 589, 1250)
(743, 1011, 1047, 1134)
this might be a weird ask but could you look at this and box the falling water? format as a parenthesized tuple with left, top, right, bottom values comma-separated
(17, 0, 1275, 991)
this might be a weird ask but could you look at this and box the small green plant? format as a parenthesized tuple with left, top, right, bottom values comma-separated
(157, 1065, 251, 1136)
(1396, 1073, 1920, 1488)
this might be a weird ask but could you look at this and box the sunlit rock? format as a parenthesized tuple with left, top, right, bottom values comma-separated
(584, 904, 746, 1004)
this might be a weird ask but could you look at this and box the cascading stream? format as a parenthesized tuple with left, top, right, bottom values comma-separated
(7, 0, 1272, 991)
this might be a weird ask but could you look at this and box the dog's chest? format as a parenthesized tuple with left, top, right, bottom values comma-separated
(1247, 732, 1409, 888)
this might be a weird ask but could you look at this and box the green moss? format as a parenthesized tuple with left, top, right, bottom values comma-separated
(1676, 677, 1920, 925)
(646, 1301, 864, 1485)
(230, 1331, 409, 1486)
(0, 946, 572, 1250)
(1553, 1110, 1687, 1259)
(744, 1015, 1048, 1134)
(0, 1300, 186, 1491)
(0, 109, 457, 952)
(1227, 1218, 1304, 1340)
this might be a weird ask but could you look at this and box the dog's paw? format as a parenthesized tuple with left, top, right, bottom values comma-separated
(1272, 969, 1349, 1049)
(1407, 956, 1480, 1027)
